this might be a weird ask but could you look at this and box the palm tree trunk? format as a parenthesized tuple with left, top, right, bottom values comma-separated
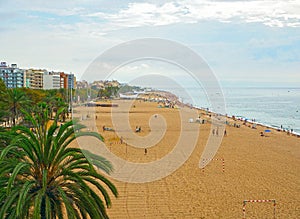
(13, 102, 16, 126)
(41, 197, 46, 219)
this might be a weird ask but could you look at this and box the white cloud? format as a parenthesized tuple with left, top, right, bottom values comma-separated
(87, 0, 300, 29)
(1, 0, 299, 82)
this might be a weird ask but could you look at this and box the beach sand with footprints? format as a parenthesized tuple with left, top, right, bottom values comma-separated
(72, 98, 300, 218)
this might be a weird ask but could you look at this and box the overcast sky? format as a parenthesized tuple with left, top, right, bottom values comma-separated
(1, 0, 300, 86)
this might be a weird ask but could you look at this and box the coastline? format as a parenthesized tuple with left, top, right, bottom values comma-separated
(81, 88, 300, 138)
(139, 90, 300, 138)
(159, 86, 300, 135)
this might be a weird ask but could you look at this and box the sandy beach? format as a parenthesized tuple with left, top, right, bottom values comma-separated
(72, 98, 300, 218)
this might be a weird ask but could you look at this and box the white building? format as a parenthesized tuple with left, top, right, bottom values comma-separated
(43, 72, 61, 90)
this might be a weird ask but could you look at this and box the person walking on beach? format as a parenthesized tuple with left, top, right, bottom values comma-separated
(224, 129, 227, 136)
(212, 129, 215, 135)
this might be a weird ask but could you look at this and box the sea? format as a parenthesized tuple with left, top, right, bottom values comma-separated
(225, 87, 300, 134)
(181, 86, 300, 135)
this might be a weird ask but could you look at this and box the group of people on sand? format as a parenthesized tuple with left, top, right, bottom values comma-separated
(233, 123, 241, 128)
(212, 128, 227, 136)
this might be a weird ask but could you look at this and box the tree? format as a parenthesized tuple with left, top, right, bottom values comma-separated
(0, 78, 7, 99)
(41, 94, 65, 120)
(97, 86, 120, 99)
(6, 88, 31, 126)
(52, 97, 68, 122)
(21, 88, 46, 105)
(0, 79, 8, 125)
(0, 105, 118, 218)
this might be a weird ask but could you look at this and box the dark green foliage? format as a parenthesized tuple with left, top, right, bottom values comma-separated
(0, 79, 8, 123)
(0, 105, 118, 219)
(6, 89, 32, 127)
(118, 84, 143, 93)
(97, 86, 120, 99)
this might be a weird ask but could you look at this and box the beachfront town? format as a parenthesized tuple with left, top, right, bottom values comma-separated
(0, 61, 76, 90)
(0, 61, 125, 91)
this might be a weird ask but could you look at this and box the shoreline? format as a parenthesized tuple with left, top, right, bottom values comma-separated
(76, 89, 300, 138)
(150, 87, 300, 136)
(139, 91, 300, 138)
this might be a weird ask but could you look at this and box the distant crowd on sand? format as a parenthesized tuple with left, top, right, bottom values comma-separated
(191, 111, 299, 138)
(229, 115, 300, 138)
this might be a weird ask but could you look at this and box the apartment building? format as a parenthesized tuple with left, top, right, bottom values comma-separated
(25, 69, 46, 89)
(1, 61, 76, 90)
(67, 73, 76, 89)
(0, 62, 25, 88)
(60, 72, 68, 89)
(60, 72, 76, 89)
(43, 71, 60, 90)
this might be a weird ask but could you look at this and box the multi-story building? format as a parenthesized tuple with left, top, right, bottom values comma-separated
(43, 71, 60, 90)
(25, 69, 46, 89)
(60, 72, 68, 89)
(60, 72, 76, 89)
(1, 61, 76, 90)
(0, 62, 25, 88)
(67, 73, 76, 89)
(51, 72, 61, 89)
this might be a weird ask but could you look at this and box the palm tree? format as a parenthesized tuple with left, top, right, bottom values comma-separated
(0, 79, 9, 126)
(6, 88, 31, 126)
(0, 105, 118, 218)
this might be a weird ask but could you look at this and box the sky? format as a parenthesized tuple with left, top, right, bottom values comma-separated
(1, 0, 300, 87)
